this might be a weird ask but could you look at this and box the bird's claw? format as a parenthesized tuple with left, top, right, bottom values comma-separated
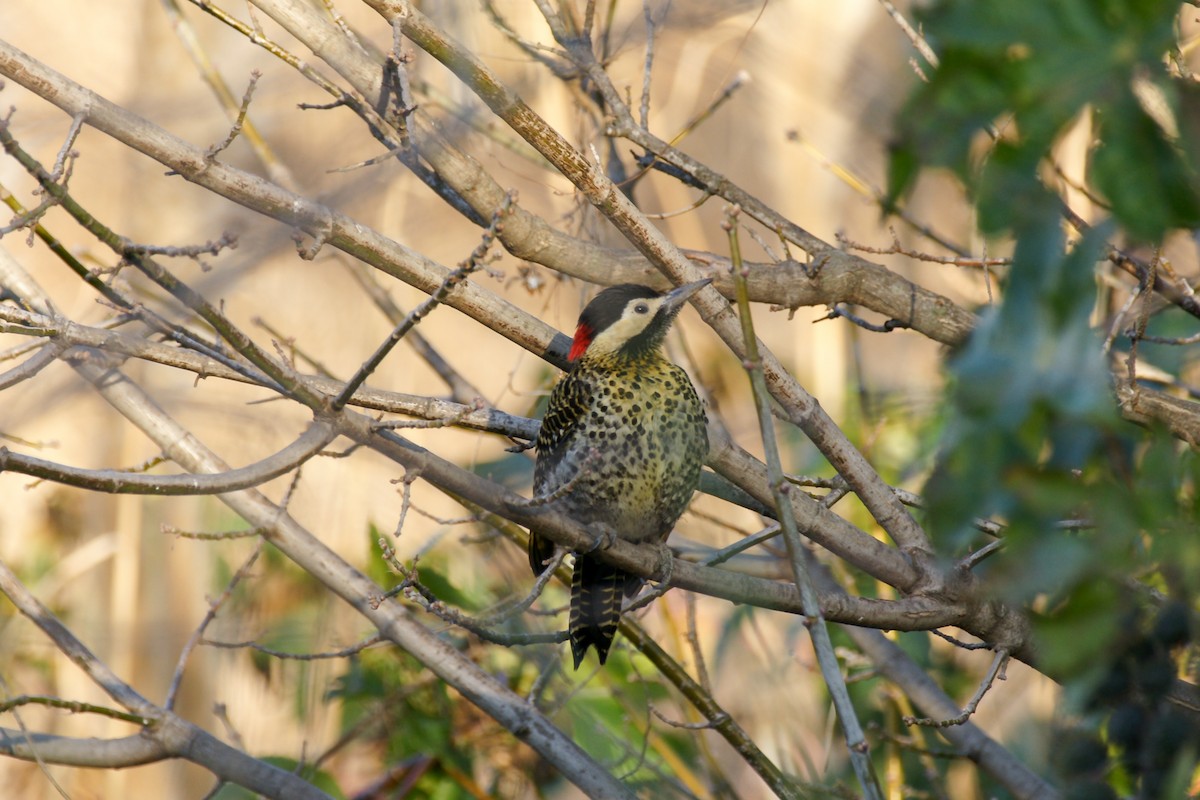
(584, 523, 617, 554)
(652, 543, 675, 587)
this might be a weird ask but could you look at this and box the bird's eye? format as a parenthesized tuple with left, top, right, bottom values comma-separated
(634, 302, 650, 314)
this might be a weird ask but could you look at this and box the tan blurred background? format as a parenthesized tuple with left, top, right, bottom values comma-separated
(0, 2, 1038, 798)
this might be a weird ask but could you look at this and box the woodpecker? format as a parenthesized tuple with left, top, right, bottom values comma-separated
(530, 279, 710, 668)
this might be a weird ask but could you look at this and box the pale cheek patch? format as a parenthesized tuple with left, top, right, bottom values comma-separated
(581, 298, 665, 357)
(583, 314, 655, 356)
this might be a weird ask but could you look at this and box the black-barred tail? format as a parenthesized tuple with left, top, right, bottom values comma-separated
(569, 555, 640, 668)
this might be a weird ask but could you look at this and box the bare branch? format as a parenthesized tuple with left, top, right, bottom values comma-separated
(0, 728, 168, 769)
(246, 0, 978, 347)
(0, 422, 336, 495)
(0, 41, 576, 371)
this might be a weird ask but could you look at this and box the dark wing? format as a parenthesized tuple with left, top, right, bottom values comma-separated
(529, 372, 591, 575)
(533, 371, 591, 493)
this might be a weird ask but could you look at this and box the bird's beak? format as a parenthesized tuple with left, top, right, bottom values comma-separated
(660, 278, 712, 313)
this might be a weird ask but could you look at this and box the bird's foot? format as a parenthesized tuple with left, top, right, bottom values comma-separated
(627, 544, 675, 608)
(583, 522, 618, 554)
(651, 543, 675, 589)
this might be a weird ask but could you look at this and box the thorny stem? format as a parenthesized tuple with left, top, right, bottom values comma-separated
(726, 207, 884, 800)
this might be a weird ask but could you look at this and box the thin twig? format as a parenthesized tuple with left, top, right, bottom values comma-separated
(253, 316, 337, 377)
(161, 524, 265, 541)
(904, 650, 1010, 728)
(700, 524, 781, 567)
(0, 675, 71, 800)
(341, 257, 484, 403)
(374, 399, 483, 431)
(50, 112, 86, 179)
(1133, 330, 1200, 346)
(202, 634, 383, 661)
(819, 303, 910, 334)
(203, 71, 261, 161)
(929, 630, 993, 651)
(684, 594, 713, 695)
(1126, 248, 1161, 385)
(390, 467, 420, 539)
(0, 695, 153, 727)
(959, 539, 1005, 571)
(166, 543, 264, 710)
(650, 705, 728, 730)
(877, 0, 939, 68)
(1103, 283, 1145, 353)
(330, 191, 515, 411)
(638, 0, 657, 128)
(837, 229, 1010, 270)
(725, 207, 884, 799)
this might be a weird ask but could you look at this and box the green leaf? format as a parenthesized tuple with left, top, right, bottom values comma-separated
(1032, 580, 1122, 678)
(416, 558, 483, 612)
(1092, 91, 1200, 241)
(891, 0, 1193, 241)
(363, 522, 393, 587)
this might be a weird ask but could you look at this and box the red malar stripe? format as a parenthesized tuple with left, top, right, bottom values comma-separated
(568, 323, 593, 362)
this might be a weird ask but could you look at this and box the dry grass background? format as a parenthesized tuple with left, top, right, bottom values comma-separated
(0, 2, 1051, 797)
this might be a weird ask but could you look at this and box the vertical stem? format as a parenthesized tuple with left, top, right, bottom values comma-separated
(725, 209, 884, 800)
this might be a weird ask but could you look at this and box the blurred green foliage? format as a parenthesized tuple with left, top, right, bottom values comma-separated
(889, 0, 1200, 796)
(889, 0, 1199, 240)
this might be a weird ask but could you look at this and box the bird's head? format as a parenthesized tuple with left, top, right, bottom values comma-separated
(568, 279, 711, 363)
